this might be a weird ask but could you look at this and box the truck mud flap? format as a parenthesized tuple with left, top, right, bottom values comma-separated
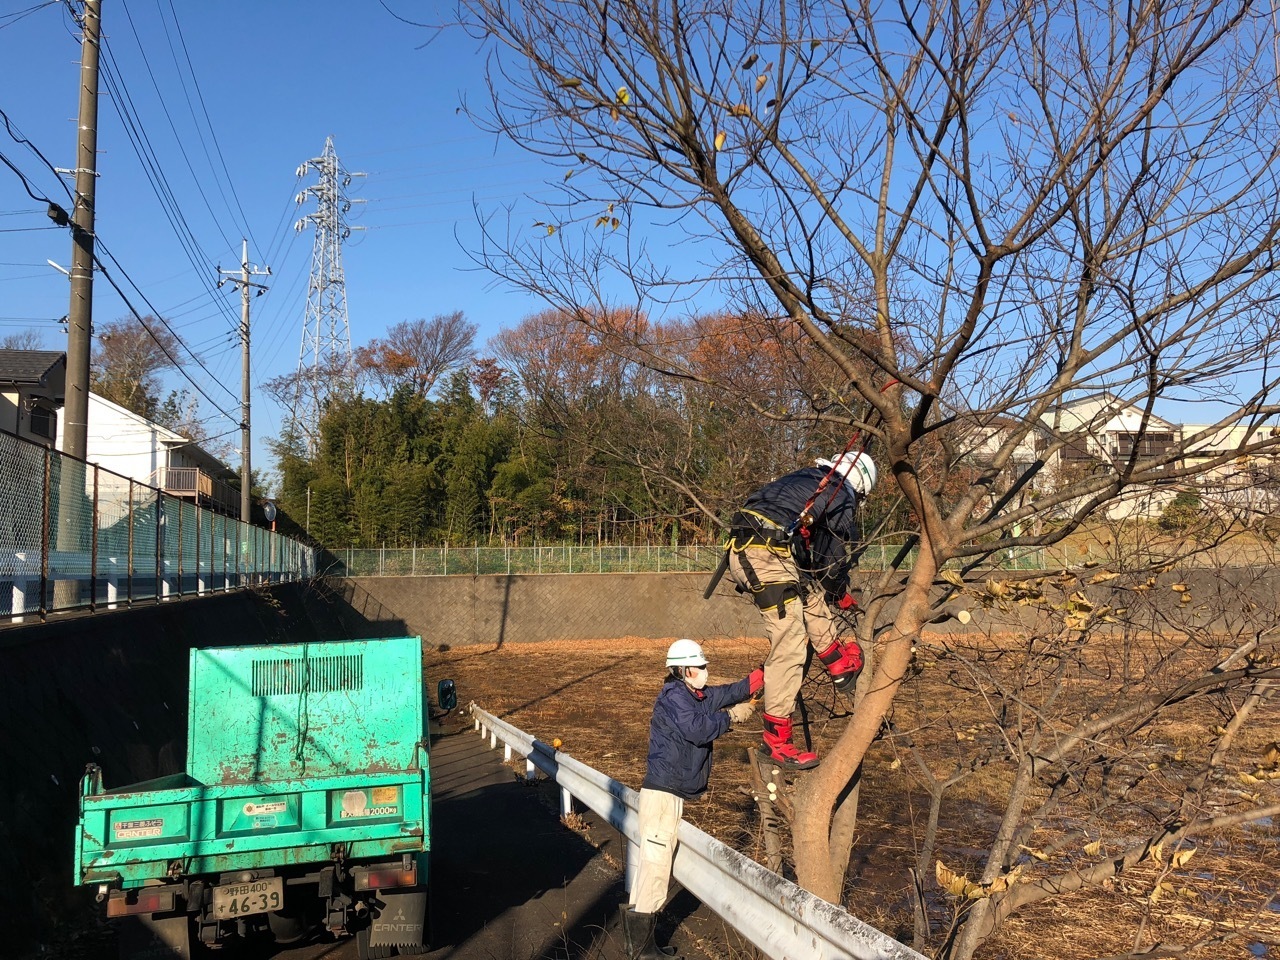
(368, 890, 427, 952)
(118, 914, 191, 960)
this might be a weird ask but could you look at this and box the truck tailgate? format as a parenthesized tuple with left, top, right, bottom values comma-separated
(76, 770, 428, 886)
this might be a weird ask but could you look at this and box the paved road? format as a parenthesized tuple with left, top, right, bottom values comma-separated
(274, 709, 636, 960)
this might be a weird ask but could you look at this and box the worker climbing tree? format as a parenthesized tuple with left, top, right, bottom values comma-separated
(713, 449, 876, 769)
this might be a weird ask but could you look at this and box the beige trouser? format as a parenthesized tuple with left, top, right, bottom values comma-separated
(727, 545, 840, 717)
(633, 788, 684, 913)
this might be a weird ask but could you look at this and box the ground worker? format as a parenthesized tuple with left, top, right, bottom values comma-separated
(620, 638, 762, 960)
(723, 451, 875, 769)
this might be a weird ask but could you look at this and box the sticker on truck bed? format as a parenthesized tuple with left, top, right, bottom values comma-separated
(112, 818, 164, 840)
(336, 788, 400, 819)
(218, 794, 301, 834)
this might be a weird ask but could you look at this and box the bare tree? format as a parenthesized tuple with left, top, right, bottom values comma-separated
(1, 329, 45, 351)
(446, 0, 1280, 934)
(90, 317, 181, 420)
(355, 312, 477, 399)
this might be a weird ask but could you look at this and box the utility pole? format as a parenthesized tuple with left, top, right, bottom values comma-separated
(219, 239, 270, 523)
(62, 0, 103, 460)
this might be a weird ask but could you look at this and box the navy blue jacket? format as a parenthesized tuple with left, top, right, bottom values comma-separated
(641, 675, 751, 800)
(743, 466, 861, 596)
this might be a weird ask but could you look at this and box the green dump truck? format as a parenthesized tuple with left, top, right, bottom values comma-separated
(74, 636, 454, 958)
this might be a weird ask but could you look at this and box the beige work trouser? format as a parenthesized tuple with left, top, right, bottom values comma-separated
(633, 787, 684, 913)
(727, 545, 840, 717)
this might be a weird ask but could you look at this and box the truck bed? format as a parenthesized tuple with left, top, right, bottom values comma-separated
(76, 767, 427, 887)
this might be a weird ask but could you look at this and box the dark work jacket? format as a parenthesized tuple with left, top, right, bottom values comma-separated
(742, 466, 861, 596)
(641, 675, 751, 800)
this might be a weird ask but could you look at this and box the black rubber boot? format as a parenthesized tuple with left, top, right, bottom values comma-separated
(622, 907, 677, 959)
(618, 904, 635, 956)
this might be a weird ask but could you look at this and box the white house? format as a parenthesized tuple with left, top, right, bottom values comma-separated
(967, 393, 1280, 520)
(55, 392, 238, 515)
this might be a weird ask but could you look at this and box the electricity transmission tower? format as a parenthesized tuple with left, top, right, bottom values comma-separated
(289, 136, 364, 454)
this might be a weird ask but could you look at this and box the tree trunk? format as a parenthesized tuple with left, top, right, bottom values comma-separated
(790, 570, 934, 900)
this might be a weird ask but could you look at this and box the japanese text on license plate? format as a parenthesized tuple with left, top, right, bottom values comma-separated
(211, 877, 283, 919)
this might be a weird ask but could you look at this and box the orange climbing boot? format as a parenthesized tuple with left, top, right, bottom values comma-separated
(759, 713, 819, 769)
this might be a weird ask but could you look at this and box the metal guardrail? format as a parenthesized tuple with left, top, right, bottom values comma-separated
(469, 703, 928, 960)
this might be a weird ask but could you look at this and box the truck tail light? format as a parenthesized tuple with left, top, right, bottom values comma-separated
(355, 863, 417, 891)
(105, 888, 176, 917)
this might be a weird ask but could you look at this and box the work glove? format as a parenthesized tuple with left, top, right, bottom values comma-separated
(748, 668, 764, 695)
(836, 592, 858, 610)
(726, 701, 756, 724)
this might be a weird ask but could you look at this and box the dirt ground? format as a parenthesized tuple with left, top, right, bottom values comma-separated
(426, 636, 1280, 960)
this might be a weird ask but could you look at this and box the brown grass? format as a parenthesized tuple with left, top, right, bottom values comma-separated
(426, 636, 1279, 960)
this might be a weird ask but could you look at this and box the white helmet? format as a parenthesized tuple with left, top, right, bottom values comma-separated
(666, 638, 706, 667)
(816, 451, 877, 497)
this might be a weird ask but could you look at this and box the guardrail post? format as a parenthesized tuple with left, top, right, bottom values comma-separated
(503, 743, 512, 762)
(39, 447, 49, 620)
(195, 505, 205, 595)
(560, 786, 573, 818)
(106, 558, 118, 610)
(126, 480, 134, 606)
(90, 464, 99, 611)
(526, 756, 537, 779)
(625, 838, 639, 897)
(11, 557, 27, 623)
(489, 729, 497, 749)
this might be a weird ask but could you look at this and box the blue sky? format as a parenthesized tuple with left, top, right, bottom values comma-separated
(0, 1, 571, 485)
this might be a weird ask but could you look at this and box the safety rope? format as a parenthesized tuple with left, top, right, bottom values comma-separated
(786, 379, 898, 537)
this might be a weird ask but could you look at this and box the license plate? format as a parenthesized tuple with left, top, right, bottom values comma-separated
(211, 877, 283, 919)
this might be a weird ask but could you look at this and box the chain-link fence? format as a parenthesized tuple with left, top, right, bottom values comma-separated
(0, 430, 318, 622)
(330, 541, 1047, 578)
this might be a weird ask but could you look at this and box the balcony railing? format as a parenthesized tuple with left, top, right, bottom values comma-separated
(162, 467, 238, 516)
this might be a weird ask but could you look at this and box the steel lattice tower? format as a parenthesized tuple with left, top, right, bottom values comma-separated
(290, 136, 364, 454)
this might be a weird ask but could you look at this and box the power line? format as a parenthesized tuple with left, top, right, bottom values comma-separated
(95, 37, 241, 335)
(116, 0, 236, 254)
(90, 245, 240, 426)
(0, 139, 241, 417)
(0, 2, 58, 30)
(159, 0, 260, 253)
(0, 104, 72, 201)
(96, 236, 241, 405)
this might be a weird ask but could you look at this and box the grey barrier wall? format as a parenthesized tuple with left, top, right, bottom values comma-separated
(329, 572, 763, 646)
(329, 565, 1280, 647)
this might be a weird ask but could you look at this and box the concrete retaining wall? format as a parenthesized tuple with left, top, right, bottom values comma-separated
(331, 572, 762, 646)
(333, 565, 1280, 645)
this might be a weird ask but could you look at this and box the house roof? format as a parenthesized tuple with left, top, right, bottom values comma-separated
(1049, 393, 1177, 432)
(0, 350, 65, 386)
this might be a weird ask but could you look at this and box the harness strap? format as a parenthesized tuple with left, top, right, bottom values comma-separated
(735, 549, 796, 620)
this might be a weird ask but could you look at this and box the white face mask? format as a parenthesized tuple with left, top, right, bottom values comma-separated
(686, 666, 709, 690)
